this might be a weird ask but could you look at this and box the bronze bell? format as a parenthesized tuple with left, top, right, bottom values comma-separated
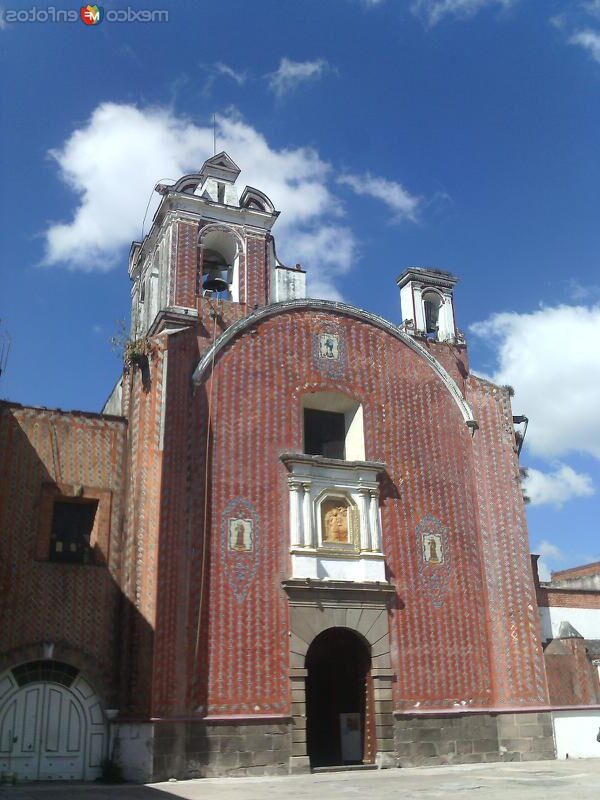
(203, 274, 229, 294)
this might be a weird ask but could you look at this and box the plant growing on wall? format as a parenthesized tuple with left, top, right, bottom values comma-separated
(110, 319, 156, 370)
(122, 337, 156, 368)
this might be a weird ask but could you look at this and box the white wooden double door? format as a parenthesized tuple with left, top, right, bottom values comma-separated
(0, 677, 105, 781)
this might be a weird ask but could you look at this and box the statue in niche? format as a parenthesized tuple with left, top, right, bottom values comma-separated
(321, 498, 351, 544)
(423, 533, 443, 564)
(228, 518, 253, 552)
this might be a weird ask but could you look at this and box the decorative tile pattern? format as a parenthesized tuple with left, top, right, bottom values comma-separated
(222, 499, 260, 602)
(312, 326, 347, 379)
(416, 514, 451, 608)
(2, 297, 549, 725)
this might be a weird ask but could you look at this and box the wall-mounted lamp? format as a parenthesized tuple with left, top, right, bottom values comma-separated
(466, 420, 479, 437)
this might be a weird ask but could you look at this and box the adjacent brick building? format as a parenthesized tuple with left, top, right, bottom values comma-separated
(1, 152, 596, 781)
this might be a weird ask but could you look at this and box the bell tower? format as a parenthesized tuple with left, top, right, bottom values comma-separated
(397, 266, 460, 343)
(128, 152, 306, 338)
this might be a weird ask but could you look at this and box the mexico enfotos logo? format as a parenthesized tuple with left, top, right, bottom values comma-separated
(0, 5, 169, 24)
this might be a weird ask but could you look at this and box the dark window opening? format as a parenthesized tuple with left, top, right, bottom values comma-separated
(12, 660, 79, 688)
(424, 296, 440, 335)
(304, 409, 345, 460)
(217, 182, 225, 203)
(49, 500, 98, 564)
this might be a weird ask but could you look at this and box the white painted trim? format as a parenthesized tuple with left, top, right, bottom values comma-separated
(290, 552, 386, 582)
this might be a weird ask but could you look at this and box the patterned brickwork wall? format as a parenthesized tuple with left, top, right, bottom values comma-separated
(119, 314, 249, 718)
(118, 344, 167, 715)
(245, 234, 268, 308)
(537, 588, 600, 609)
(151, 330, 201, 716)
(544, 638, 600, 705)
(420, 339, 469, 398)
(0, 403, 126, 703)
(177, 307, 497, 718)
(172, 220, 199, 309)
(552, 562, 600, 581)
(467, 377, 549, 706)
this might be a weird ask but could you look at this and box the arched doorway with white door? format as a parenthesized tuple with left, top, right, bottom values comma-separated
(305, 627, 374, 768)
(0, 660, 107, 781)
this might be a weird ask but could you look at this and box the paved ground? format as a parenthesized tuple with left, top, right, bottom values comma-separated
(1, 760, 600, 800)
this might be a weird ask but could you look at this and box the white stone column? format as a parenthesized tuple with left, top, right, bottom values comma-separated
(289, 481, 304, 548)
(302, 482, 313, 548)
(369, 489, 382, 552)
(358, 488, 371, 552)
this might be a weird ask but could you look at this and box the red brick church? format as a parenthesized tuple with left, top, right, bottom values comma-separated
(1, 153, 598, 781)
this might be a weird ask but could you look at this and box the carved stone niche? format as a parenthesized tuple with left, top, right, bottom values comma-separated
(280, 453, 387, 583)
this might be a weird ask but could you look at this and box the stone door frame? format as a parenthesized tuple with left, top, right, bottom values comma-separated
(283, 579, 396, 773)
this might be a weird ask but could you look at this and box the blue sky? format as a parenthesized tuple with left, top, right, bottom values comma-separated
(1, 0, 599, 576)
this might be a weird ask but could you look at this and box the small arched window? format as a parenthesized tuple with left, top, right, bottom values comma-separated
(423, 292, 441, 336)
(198, 228, 240, 301)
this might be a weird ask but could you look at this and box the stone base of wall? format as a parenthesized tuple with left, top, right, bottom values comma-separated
(118, 720, 291, 782)
(117, 712, 556, 781)
(394, 711, 555, 767)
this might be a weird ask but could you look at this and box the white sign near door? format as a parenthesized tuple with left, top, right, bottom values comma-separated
(339, 712, 362, 763)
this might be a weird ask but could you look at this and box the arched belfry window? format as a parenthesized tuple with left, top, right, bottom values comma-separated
(198, 227, 241, 301)
(423, 291, 442, 337)
(201, 248, 231, 298)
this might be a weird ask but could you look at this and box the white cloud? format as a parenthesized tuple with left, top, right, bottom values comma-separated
(338, 172, 421, 222)
(569, 28, 600, 63)
(583, 0, 600, 19)
(549, 14, 567, 31)
(537, 540, 564, 561)
(44, 103, 409, 299)
(266, 58, 330, 97)
(45, 104, 212, 269)
(411, 0, 515, 26)
(535, 540, 565, 581)
(215, 62, 247, 86)
(524, 464, 595, 508)
(200, 63, 248, 96)
(470, 304, 600, 460)
(284, 225, 358, 301)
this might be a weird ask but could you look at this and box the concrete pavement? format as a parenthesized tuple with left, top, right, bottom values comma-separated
(1, 759, 600, 800)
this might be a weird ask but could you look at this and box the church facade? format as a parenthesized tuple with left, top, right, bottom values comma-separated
(1, 153, 582, 781)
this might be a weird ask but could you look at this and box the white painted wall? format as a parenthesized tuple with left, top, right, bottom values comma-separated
(539, 606, 600, 641)
(553, 710, 600, 759)
(274, 266, 306, 302)
(291, 552, 386, 582)
(102, 378, 122, 416)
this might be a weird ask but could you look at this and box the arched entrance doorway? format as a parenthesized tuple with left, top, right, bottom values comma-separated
(305, 627, 373, 768)
(0, 661, 107, 781)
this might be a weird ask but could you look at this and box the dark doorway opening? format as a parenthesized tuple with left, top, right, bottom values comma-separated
(305, 627, 373, 768)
